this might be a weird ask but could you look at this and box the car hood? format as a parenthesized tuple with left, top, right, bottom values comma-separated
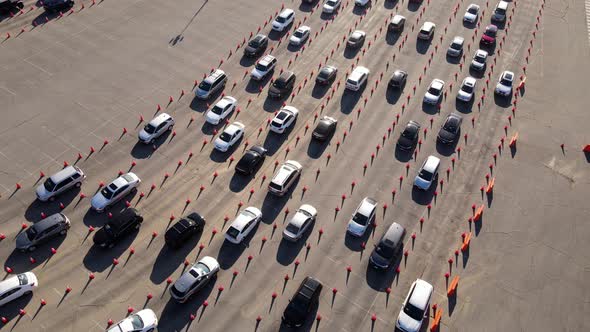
(15, 232, 32, 249)
(414, 176, 431, 190)
(214, 138, 230, 150)
(424, 92, 439, 103)
(438, 129, 455, 142)
(91, 192, 109, 209)
(397, 311, 421, 332)
(200, 256, 220, 272)
(323, 4, 335, 11)
(136, 309, 158, 327)
(205, 111, 221, 123)
(464, 13, 476, 21)
(347, 220, 366, 235)
(457, 90, 472, 100)
(93, 228, 109, 245)
(195, 88, 208, 97)
(244, 45, 257, 54)
(481, 34, 494, 42)
(36, 185, 50, 200)
(138, 129, 152, 141)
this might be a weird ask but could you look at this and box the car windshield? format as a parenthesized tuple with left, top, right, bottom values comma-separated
(461, 84, 474, 93)
(100, 187, 115, 199)
(500, 77, 512, 86)
(219, 132, 232, 142)
(402, 128, 416, 139)
(211, 105, 224, 115)
(475, 54, 486, 62)
(428, 86, 441, 95)
(319, 69, 331, 79)
(286, 223, 300, 234)
(17, 274, 28, 285)
(419, 169, 434, 181)
(327, 0, 338, 5)
(350, 34, 362, 41)
(276, 16, 286, 23)
(255, 62, 270, 71)
(194, 262, 211, 275)
(226, 226, 240, 239)
(198, 81, 212, 91)
(249, 39, 261, 47)
(451, 42, 462, 50)
(293, 30, 305, 38)
(375, 243, 395, 259)
(403, 302, 425, 321)
(468, 7, 478, 14)
(43, 178, 56, 191)
(128, 314, 144, 329)
(352, 212, 369, 226)
(25, 227, 37, 241)
(143, 123, 156, 134)
(269, 181, 283, 191)
(443, 120, 458, 131)
(274, 79, 287, 88)
(496, 8, 506, 15)
(485, 29, 496, 37)
(419, 29, 429, 35)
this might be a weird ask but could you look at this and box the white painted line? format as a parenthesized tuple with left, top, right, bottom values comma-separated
(586, 0, 590, 45)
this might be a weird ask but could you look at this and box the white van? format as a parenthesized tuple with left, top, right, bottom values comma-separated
(396, 279, 434, 332)
(492, 1, 509, 22)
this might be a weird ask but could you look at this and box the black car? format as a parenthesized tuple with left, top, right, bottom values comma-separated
(437, 113, 463, 144)
(282, 276, 323, 327)
(93, 208, 143, 248)
(269, 71, 296, 99)
(396, 121, 421, 151)
(369, 222, 405, 269)
(0, 0, 23, 12)
(243, 34, 268, 58)
(235, 146, 267, 175)
(42, 0, 74, 12)
(316, 66, 337, 85)
(389, 70, 408, 89)
(165, 212, 205, 249)
(312, 116, 337, 141)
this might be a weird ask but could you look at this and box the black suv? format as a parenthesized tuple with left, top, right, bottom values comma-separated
(0, 0, 24, 12)
(42, 0, 74, 12)
(269, 71, 296, 99)
(282, 276, 323, 327)
(93, 208, 143, 248)
(243, 34, 268, 57)
(235, 146, 267, 175)
(165, 212, 205, 249)
(396, 120, 421, 151)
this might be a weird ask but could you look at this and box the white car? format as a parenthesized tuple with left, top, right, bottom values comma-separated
(214, 122, 245, 152)
(345, 66, 370, 91)
(225, 207, 263, 244)
(347, 197, 377, 237)
(423, 79, 445, 104)
(283, 204, 317, 241)
(272, 8, 295, 31)
(418, 22, 436, 40)
(205, 96, 237, 125)
(0, 272, 38, 306)
(470, 49, 488, 71)
(289, 26, 310, 46)
(107, 309, 158, 332)
(495, 70, 515, 96)
(323, 0, 341, 13)
(457, 76, 477, 102)
(463, 4, 480, 23)
(270, 106, 299, 134)
(138, 113, 175, 144)
(447, 36, 464, 57)
(396, 279, 433, 332)
(251, 54, 277, 81)
(355, 0, 370, 6)
(91, 172, 141, 212)
(170, 256, 220, 303)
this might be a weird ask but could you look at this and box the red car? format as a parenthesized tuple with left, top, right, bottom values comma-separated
(480, 25, 498, 46)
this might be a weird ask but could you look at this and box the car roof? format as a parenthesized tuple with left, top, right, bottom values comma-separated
(111, 208, 140, 227)
(276, 71, 295, 82)
(357, 197, 377, 216)
(224, 122, 244, 135)
(463, 76, 477, 86)
(349, 66, 369, 81)
(408, 279, 434, 310)
(382, 222, 405, 247)
(148, 113, 172, 127)
(49, 166, 81, 183)
(423, 156, 441, 173)
(0, 275, 20, 293)
(259, 55, 276, 66)
(273, 162, 299, 184)
(392, 15, 405, 23)
(215, 96, 236, 108)
(296, 25, 310, 32)
(204, 69, 225, 84)
(452, 36, 464, 44)
(431, 79, 444, 89)
(279, 8, 294, 17)
(252, 34, 266, 42)
(422, 22, 435, 30)
(351, 30, 365, 37)
(502, 71, 514, 80)
(475, 49, 488, 57)
(33, 213, 66, 231)
(231, 208, 258, 231)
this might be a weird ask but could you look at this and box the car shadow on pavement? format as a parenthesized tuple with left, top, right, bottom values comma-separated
(82, 228, 138, 273)
(275, 224, 313, 266)
(411, 180, 437, 206)
(446, 54, 462, 65)
(81, 192, 138, 227)
(209, 137, 243, 163)
(239, 56, 257, 68)
(24, 188, 79, 222)
(383, 0, 397, 10)
(150, 233, 202, 284)
(365, 254, 402, 291)
(415, 39, 431, 55)
(344, 229, 373, 253)
(268, 26, 292, 41)
(130, 130, 172, 159)
(189, 89, 224, 113)
(394, 147, 414, 163)
(385, 31, 401, 46)
(307, 138, 330, 159)
(435, 139, 459, 157)
(201, 120, 224, 136)
(228, 173, 252, 193)
(0, 292, 32, 327)
(245, 73, 273, 94)
(263, 130, 291, 157)
(407, 2, 421, 12)
(159, 281, 214, 330)
(311, 83, 330, 99)
(4, 235, 66, 273)
(339, 89, 363, 115)
(493, 93, 512, 108)
(263, 96, 285, 112)
(217, 228, 256, 270)
(31, 9, 61, 27)
(261, 191, 292, 225)
(385, 86, 402, 105)
(455, 97, 475, 113)
(421, 102, 440, 115)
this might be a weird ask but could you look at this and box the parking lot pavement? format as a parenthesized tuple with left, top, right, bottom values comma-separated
(0, 0, 588, 331)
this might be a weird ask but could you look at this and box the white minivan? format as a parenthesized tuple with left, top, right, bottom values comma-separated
(396, 279, 434, 332)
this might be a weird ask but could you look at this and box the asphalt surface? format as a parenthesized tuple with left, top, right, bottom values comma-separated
(0, 0, 589, 331)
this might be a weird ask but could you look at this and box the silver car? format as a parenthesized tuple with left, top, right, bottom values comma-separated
(283, 205, 317, 241)
(36, 166, 86, 202)
(16, 213, 70, 252)
(138, 113, 175, 144)
(170, 256, 220, 303)
(90, 173, 141, 212)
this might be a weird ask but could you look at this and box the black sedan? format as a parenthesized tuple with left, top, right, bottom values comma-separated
(312, 116, 337, 141)
(437, 113, 463, 144)
(396, 120, 421, 151)
(316, 66, 337, 85)
(235, 146, 267, 175)
(243, 34, 268, 57)
(93, 208, 143, 248)
(165, 212, 206, 249)
(389, 70, 408, 89)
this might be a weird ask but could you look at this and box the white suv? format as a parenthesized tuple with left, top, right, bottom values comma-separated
(214, 122, 245, 152)
(396, 279, 434, 332)
(138, 113, 175, 144)
(269, 160, 302, 196)
(346, 66, 370, 91)
(495, 70, 514, 96)
(272, 8, 295, 31)
(205, 96, 237, 125)
(0, 272, 38, 306)
(251, 55, 277, 81)
(225, 207, 263, 244)
(270, 106, 299, 134)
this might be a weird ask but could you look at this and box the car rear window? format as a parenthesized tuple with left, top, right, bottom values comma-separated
(269, 181, 283, 191)
(226, 226, 240, 239)
(17, 274, 28, 285)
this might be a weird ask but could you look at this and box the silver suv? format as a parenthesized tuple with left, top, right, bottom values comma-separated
(269, 160, 302, 196)
(16, 213, 71, 252)
(36, 166, 86, 202)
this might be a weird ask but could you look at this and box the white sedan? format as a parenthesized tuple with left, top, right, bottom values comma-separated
(283, 204, 317, 241)
(323, 0, 341, 13)
(270, 106, 299, 134)
(107, 309, 158, 332)
(205, 96, 237, 125)
(463, 4, 480, 24)
(225, 207, 263, 244)
(214, 122, 245, 152)
(495, 70, 515, 96)
(289, 26, 310, 46)
(0, 272, 38, 306)
(91, 173, 141, 212)
(423, 79, 445, 105)
(457, 76, 477, 102)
